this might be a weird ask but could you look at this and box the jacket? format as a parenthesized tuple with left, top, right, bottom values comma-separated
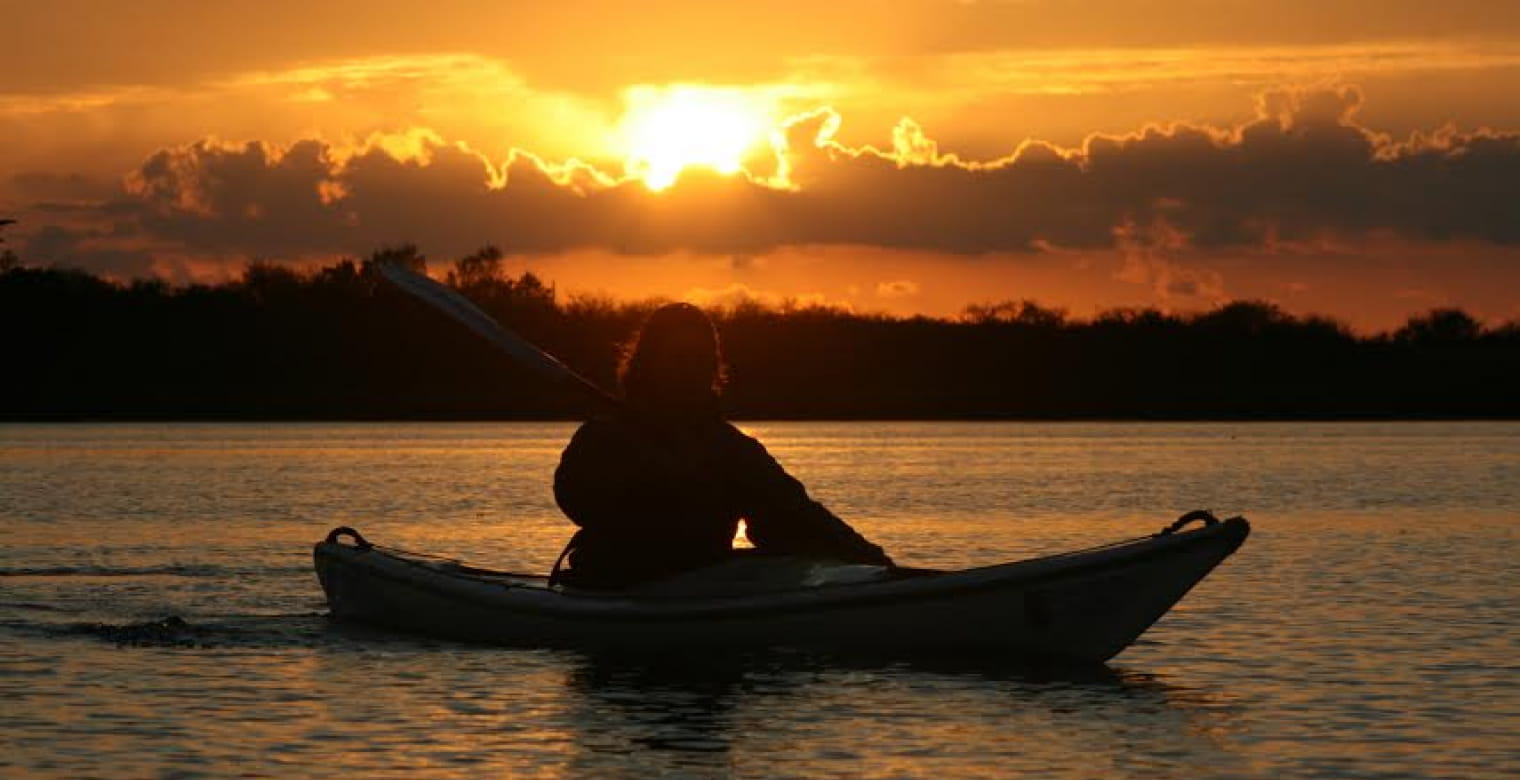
(553, 414, 890, 587)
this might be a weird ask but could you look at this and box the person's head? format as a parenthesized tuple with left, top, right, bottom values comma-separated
(619, 303, 726, 416)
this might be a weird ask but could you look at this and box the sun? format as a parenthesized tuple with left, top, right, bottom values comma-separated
(617, 85, 773, 191)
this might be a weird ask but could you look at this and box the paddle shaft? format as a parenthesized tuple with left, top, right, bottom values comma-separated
(376, 261, 622, 414)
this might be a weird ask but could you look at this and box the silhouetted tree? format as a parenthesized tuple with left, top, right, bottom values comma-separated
(962, 299, 1067, 328)
(1092, 307, 1179, 329)
(1193, 300, 1293, 336)
(1395, 308, 1483, 345)
(361, 244, 427, 276)
(240, 261, 305, 303)
(447, 245, 505, 289)
(1487, 320, 1520, 344)
(0, 218, 16, 273)
(507, 271, 555, 307)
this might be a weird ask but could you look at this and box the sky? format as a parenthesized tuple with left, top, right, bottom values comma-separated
(3, 0, 1520, 330)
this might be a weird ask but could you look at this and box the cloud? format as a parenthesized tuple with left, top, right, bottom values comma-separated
(0, 53, 619, 198)
(682, 282, 840, 311)
(911, 41, 1520, 98)
(22, 224, 158, 277)
(1112, 216, 1225, 303)
(9, 171, 116, 202)
(15, 86, 1520, 272)
(777, 86, 1520, 251)
(875, 279, 920, 298)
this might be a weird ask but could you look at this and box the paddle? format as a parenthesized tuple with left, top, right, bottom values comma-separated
(375, 261, 620, 413)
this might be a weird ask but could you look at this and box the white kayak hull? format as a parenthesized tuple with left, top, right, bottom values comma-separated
(314, 516, 1248, 662)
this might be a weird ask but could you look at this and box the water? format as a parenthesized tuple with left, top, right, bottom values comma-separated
(2, 421, 1517, 778)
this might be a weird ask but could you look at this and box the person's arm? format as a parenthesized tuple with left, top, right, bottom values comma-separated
(554, 420, 647, 531)
(723, 429, 892, 565)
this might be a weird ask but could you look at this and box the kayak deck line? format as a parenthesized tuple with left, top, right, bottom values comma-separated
(313, 512, 1249, 661)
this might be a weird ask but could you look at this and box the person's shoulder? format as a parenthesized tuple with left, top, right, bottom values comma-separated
(567, 415, 638, 445)
(575, 413, 623, 431)
(712, 421, 771, 455)
(712, 419, 752, 439)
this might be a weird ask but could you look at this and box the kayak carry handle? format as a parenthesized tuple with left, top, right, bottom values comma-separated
(324, 526, 373, 549)
(1158, 510, 1219, 536)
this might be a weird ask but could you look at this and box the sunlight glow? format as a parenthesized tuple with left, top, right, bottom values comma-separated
(617, 85, 774, 191)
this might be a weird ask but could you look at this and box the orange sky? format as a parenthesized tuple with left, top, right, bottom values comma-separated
(4, 0, 1520, 330)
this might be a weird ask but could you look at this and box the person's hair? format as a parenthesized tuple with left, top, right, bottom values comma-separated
(618, 303, 727, 406)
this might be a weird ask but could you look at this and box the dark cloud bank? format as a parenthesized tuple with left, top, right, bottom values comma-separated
(20, 87, 1520, 270)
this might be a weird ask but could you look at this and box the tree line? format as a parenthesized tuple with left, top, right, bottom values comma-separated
(3, 244, 1518, 420)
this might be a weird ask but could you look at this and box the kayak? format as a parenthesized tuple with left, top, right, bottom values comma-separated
(313, 511, 1248, 662)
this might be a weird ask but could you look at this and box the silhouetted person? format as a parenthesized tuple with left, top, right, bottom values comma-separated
(553, 303, 891, 588)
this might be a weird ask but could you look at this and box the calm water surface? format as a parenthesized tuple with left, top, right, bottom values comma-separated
(2, 422, 1517, 778)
